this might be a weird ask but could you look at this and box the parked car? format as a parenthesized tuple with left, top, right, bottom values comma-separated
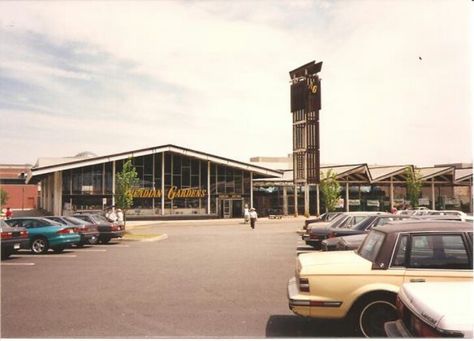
(321, 214, 418, 251)
(288, 220, 473, 337)
(385, 281, 473, 338)
(4, 217, 80, 254)
(73, 213, 124, 244)
(325, 214, 473, 252)
(1, 219, 29, 259)
(303, 212, 382, 249)
(45, 216, 100, 246)
(297, 212, 343, 236)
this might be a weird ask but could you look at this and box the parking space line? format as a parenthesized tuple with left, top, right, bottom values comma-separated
(13, 254, 78, 258)
(71, 249, 107, 252)
(98, 244, 130, 248)
(1, 262, 35, 266)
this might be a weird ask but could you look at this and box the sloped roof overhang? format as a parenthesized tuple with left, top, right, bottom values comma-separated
(418, 166, 455, 184)
(454, 168, 473, 185)
(369, 165, 413, 183)
(27, 144, 282, 183)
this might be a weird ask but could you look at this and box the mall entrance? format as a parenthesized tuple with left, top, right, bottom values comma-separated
(219, 198, 243, 218)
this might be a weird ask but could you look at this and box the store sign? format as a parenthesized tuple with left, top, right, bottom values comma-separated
(367, 200, 380, 207)
(418, 198, 430, 206)
(130, 186, 207, 199)
(349, 199, 361, 206)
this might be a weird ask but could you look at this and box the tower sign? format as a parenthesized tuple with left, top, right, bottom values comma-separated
(289, 60, 322, 184)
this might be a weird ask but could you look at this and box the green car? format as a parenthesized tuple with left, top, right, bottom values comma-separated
(4, 217, 81, 254)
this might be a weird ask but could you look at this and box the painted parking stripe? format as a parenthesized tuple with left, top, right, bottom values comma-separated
(1, 262, 35, 266)
(13, 254, 77, 258)
(71, 249, 106, 252)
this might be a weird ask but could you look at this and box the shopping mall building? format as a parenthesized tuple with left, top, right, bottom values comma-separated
(22, 145, 473, 218)
(26, 144, 282, 219)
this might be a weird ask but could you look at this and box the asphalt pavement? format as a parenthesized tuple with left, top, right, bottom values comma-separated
(1, 217, 352, 338)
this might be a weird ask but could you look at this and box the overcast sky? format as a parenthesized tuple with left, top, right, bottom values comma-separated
(0, 0, 472, 167)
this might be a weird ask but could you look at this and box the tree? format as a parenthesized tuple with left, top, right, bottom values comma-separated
(319, 169, 341, 213)
(115, 159, 140, 225)
(0, 188, 9, 207)
(405, 167, 423, 208)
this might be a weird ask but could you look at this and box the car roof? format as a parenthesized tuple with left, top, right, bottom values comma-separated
(373, 220, 473, 234)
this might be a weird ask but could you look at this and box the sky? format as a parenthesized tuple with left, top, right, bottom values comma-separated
(0, 0, 472, 167)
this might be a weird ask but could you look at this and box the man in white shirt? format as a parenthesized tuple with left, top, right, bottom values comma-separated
(249, 208, 258, 229)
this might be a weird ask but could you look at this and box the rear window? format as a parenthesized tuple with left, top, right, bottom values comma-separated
(358, 230, 385, 262)
(409, 234, 471, 269)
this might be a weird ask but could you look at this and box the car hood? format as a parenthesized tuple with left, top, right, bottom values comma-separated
(400, 282, 473, 336)
(298, 250, 372, 275)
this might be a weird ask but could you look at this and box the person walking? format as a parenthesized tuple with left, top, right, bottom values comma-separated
(249, 208, 258, 229)
(243, 204, 250, 224)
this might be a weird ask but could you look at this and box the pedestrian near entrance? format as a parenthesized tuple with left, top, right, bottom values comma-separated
(249, 208, 258, 229)
(243, 204, 250, 224)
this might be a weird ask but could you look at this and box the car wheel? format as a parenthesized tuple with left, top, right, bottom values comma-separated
(51, 245, 65, 253)
(88, 236, 98, 245)
(100, 236, 111, 244)
(31, 237, 49, 254)
(75, 242, 85, 248)
(354, 294, 398, 337)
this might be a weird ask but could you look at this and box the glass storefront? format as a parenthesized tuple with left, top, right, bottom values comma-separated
(61, 152, 252, 217)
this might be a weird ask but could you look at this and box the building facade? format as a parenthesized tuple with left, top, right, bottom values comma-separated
(28, 145, 281, 219)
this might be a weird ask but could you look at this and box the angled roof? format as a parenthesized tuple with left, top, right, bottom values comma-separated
(454, 168, 473, 184)
(418, 166, 455, 183)
(369, 165, 412, 182)
(27, 144, 282, 183)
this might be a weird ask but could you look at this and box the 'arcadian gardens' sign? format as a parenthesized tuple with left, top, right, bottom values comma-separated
(130, 186, 207, 200)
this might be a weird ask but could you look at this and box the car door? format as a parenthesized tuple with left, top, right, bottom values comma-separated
(403, 232, 473, 283)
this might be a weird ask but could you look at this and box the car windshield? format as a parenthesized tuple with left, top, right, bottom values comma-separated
(357, 230, 385, 262)
(328, 214, 349, 228)
(93, 215, 109, 223)
(63, 216, 88, 225)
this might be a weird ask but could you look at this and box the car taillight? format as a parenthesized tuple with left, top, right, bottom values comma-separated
(57, 228, 75, 235)
(298, 277, 310, 292)
(1, 231, 13, 239)
(20, 230, 29, 237)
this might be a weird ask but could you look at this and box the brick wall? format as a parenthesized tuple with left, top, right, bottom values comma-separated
(0, 184, 38, 209)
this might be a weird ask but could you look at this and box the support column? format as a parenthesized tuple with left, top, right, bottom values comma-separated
(250, 172, 254, 209)
(431, 179, 435, 210)
(53, 171, 62, 216)
(152, 153, 155, 212)
(161, 153, 165, 215)
(390, 177, 394, 210)
(282, 185, 288, 216)
(112, 161, 116, 207)
(294, 184, 298, 216)
(207, 161, 211, 214)
(316, 184, 320, 216)
(304, 183, 310, 216)
(345, 182, 349, 212)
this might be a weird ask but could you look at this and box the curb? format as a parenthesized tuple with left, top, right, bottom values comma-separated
(122, 233, 168, 243)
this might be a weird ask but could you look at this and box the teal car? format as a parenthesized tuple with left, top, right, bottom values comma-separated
(4, 217, 80, 254)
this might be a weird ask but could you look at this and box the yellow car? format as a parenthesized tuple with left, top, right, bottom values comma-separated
(288, 220, 473, 337)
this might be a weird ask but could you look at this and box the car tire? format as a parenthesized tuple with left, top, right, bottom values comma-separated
(352, 293, 398, 337)
(100, 236, 111, 244)
(88, 236, 98, 245)
(52, 246, 65, 253)
(75, 242, 85, 248)
(31, 237, 49, 254)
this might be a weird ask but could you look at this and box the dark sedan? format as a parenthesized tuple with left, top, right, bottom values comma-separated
(303, 212, 382, 249)
(45, 216, 100, 246)
(73, 213, 124, 244)
(321, 214, 417, 251)
(1, 220, 29, 259)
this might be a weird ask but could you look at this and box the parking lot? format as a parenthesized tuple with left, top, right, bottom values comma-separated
(1, 218, 352, 338)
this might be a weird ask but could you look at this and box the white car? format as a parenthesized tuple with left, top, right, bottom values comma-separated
(385, 281, 473, 338)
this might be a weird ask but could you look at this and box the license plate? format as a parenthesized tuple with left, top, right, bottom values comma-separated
(14, 243, 20, 249)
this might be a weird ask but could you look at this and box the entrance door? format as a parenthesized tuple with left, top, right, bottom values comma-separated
(223, 199, 231, 218)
